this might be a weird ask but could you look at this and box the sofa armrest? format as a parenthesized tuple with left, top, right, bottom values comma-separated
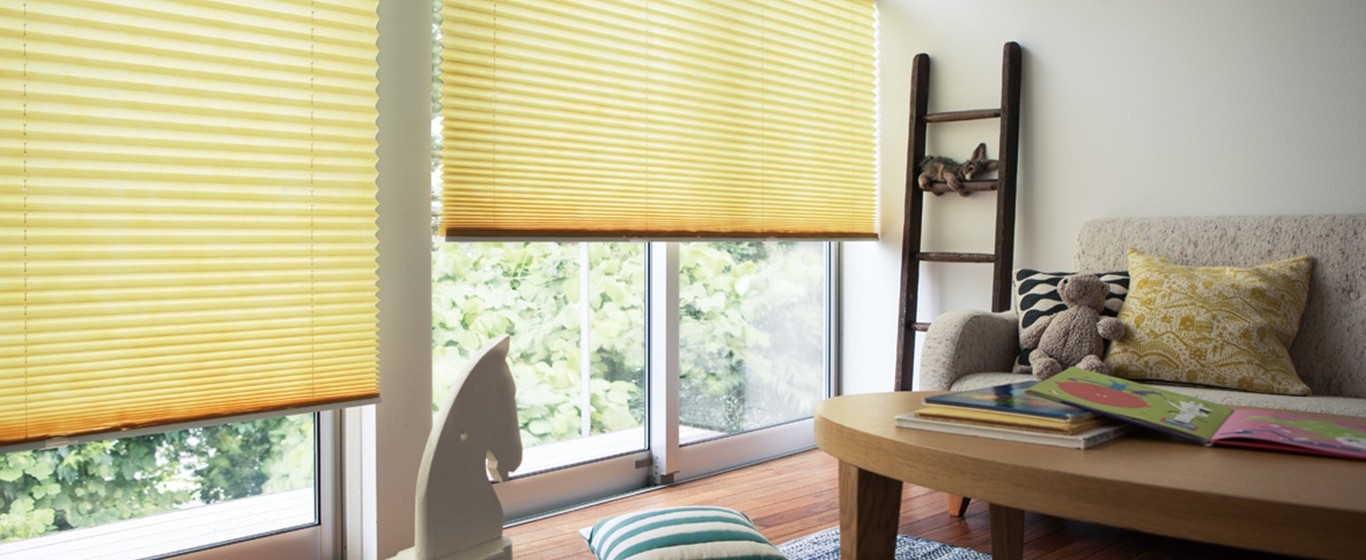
(917, 309, 1020, 391)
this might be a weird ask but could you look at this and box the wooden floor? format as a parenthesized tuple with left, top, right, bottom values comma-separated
(506, 450, 1300, 559)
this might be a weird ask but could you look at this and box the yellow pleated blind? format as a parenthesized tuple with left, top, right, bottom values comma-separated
(0, 1, 380, 446)
(439, 0, 877, 239)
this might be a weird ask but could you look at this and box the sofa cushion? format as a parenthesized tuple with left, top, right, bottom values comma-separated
(948, 373, 1366, 418)
(1105, 249, 1312, 395)
(1012, 269, 1130, 373)
(1072, 215, 1366, 399)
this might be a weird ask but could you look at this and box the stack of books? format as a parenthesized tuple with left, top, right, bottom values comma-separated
(895, 381, 1130, 449)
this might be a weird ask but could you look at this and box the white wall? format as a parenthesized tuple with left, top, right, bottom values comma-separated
(843, 0, 1366, 394)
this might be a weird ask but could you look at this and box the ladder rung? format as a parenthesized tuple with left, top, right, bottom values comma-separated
(917, 252, 995, 263)
(922, 180, 998, 195)
(925, 109, 1002, 123)
(910, 322, 931, 332)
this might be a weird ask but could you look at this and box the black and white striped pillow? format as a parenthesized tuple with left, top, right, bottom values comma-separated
(1013, 269, 1129, 373)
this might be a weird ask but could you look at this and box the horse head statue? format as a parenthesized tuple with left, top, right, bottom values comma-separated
(414, 336, 522, 560)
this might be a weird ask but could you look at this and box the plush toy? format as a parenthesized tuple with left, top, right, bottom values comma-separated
(1021, 273, 1126, 380)
(918, 143, 999, 196)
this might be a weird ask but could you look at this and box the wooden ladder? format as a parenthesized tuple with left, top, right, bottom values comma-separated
(895, 42, 1023, 391)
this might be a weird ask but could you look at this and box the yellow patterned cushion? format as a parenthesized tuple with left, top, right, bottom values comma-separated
(1104, 249, 1313, 395)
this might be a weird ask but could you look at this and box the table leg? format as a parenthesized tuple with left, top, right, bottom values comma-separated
(947, 494, 971, 517)
(988, 504, 1024, 560)
(838, 461, 901, 560)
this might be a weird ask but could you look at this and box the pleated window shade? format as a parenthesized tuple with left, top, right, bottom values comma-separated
(0, 1, 380, 446)
(439, 0, 878, 239)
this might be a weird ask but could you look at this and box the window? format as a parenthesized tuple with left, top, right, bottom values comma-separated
(430, 0, 872, 518)
(1, 1, 378, 557)
(430, 240, 832, 516)
(677, 242, 827, 443)
(432, 241, 648, 473)
(431, 240, 828, 469)
(0, 414, 324, 559)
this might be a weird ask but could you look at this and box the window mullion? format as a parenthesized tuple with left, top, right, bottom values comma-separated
(647, 242, 681, 485)
(827, 242, 841, 399)
(580, 243, 594, 439)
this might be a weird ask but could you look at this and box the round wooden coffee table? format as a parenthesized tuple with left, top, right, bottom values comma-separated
(814, 392, 1366, 560)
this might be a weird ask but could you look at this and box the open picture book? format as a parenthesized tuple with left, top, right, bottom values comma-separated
(1028, 368, 1366, 461)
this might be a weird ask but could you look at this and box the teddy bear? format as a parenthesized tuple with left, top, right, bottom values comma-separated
(1021, 273, 1126, 380)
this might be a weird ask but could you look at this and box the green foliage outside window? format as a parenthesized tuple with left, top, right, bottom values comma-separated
(0, 415, 312, 542)
(432, 242, 646, 446)
(431, 241, 825, 447)
(677, 242, 825, 433)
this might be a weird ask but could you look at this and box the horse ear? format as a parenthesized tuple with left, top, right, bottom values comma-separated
(490, 335, 514, 394)
(489, 335, 511, 363)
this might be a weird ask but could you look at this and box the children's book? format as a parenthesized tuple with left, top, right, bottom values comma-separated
(913, 405, 1109, 434)
(923, 381, 1096, 421)
(1027, 368, 1366, 461)
(895, 410, 1130, 449)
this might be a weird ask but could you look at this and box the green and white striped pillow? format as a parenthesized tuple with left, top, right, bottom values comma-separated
(581, 506, 785, 560)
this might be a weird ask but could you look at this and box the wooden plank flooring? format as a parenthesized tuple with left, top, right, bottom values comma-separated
(505, 450, 1300, 559)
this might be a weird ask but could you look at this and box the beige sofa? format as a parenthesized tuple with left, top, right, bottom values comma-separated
(919, 214, 1366, 416)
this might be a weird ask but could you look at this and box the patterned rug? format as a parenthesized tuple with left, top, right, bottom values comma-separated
(777, 527, 989, 560)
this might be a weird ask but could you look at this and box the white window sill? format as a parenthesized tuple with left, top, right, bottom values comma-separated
(513, 425, 722, 477)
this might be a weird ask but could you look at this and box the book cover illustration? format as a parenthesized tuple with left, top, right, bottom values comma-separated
(1214, 409, 1366, 460)
(1027, 368, 1233, 443)
(923, 381, 1095, 421)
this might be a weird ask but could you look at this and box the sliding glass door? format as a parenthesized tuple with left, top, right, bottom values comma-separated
(678, 242, 827, 444)
(430, 239, 832, 518)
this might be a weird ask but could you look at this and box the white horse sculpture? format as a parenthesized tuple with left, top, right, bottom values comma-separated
(394, 336, 523, 560)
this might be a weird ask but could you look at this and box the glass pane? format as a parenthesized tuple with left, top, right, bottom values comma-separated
(432, 242, 647, 474)
(678, 242, 827, 443)
(0, 414, 316, 557)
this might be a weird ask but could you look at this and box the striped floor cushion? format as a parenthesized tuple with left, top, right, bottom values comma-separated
(581, 506, 785, 560)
